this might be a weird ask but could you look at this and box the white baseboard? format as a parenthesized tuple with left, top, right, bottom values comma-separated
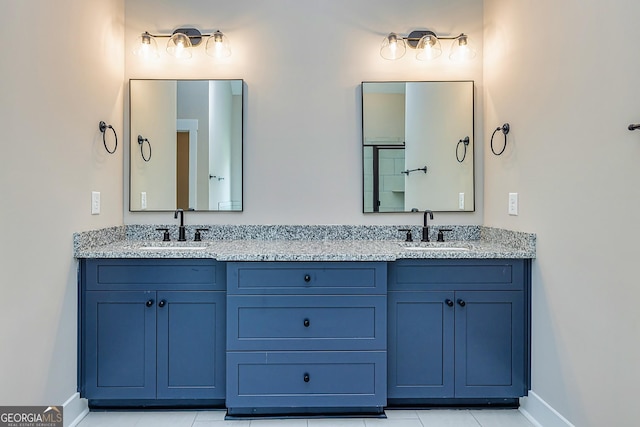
(63, 393, 89, 427)
(520, 391, 575, 427)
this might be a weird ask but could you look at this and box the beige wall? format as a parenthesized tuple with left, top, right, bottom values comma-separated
(484, 1, 640, 426)
(130, 80, 177, 210)
(405, 82, 474, 211)
(363, 93, 406, 142)
(124, 0, 485, 225)
(0, 0, 124, 420)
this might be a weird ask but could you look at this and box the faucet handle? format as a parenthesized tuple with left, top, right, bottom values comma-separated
(398, 228, 413, 242)
(156, 228, 170, 242)
(437, 229, 453, 242)
(194, 228, 210, 242)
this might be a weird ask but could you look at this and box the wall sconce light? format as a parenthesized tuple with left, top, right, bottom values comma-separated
(133, 28, 231, 60)
(380, 30, 476, 62)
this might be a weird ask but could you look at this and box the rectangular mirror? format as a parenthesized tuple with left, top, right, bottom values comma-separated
(130, 79, 243, 212)
(362, 81, 474, 213)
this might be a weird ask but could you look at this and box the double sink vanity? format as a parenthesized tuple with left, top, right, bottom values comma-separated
(96, 77, 538, 416)
(74, 224, 535, 416)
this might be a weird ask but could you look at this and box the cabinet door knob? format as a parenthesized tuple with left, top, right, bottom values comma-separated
(303, 318, 310, 327)
(445, 299, 454, 307)
(146, 299, 154, 307)
(303, 373, 310, 383)
(304, 274, 311, 283)
(158, 300, 166, 308)
(457, 299, 466, 307)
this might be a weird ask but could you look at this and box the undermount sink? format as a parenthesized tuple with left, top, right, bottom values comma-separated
(404, 246, 470, 251)
(140, 246, 207, 251)
(399, 243, 471, 251)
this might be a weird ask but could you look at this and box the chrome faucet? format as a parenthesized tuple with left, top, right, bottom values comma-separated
(174, 209, 186, 242)
(422, 210, 434, 242)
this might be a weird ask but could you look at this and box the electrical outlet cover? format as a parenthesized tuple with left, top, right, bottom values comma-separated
(91, 191, 101, 215)
(508, 192, 518, 215)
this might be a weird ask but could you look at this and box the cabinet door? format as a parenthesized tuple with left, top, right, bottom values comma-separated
(156, 291, 225, 399)
(84, 291, 156, 399)
(387, 291, 455, 398)
(454, 291, 525, 398)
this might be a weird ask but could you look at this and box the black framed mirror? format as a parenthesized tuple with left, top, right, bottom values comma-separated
(362, 81, 474, 213)
(129, 79, 243, 212)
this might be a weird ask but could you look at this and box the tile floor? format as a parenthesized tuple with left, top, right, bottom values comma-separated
(76, 408, 536, 427)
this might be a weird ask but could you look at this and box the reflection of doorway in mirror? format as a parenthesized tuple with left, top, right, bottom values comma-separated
(176, 119, 199, 210)
(176, 132, 190, 210)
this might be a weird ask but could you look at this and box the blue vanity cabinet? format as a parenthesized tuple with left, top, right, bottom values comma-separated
(226, 261, 388, 415)
(387, 259, 531, 401)
(79, 259, 226, 404)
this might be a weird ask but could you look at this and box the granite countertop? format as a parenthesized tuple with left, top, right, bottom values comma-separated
(73, 225, 536, 261)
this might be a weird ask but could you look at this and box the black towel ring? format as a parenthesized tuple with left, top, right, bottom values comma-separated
(490, 123, 510, 156)
(456, 136, 470, 163)
(137, 135, 152, 162)
(98, 121, 118, 154)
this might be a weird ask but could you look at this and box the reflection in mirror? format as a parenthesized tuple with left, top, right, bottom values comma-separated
(130, 79, 243, 212)
(362, 81, 474, 213)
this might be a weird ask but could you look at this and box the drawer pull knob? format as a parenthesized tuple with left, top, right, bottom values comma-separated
(304, 274, 311, 283)
(158, 300, 166, 308)
(303, 373, 310, 383)
(303, 318, 310, 327)
(445, 299, 454, 307)
(457, 299, 466, 307)
(146, 299, 154, 307)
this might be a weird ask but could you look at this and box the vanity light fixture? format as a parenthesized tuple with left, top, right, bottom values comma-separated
(133, 28, 231, 60)
(380, 30, 476, 62)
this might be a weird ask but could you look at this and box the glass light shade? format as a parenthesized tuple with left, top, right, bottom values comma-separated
(167, 32, 193, 59)
(133, 32, 159, 59)
(416, 34, 442, 61)
(205, 30, 232, 59)
(380, 33, 406, 60)
(449, 35, 476, 61)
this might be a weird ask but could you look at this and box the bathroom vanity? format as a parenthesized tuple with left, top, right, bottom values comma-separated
(75, 225, 534, 414)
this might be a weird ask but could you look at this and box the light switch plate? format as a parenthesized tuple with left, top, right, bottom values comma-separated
(91, 191, 100, 215)
(508, 192, 518, 215)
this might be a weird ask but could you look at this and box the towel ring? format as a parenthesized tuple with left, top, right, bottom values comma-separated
(456, 136, 470, 162)
(98, 121, 118, 154)
(137, 135, 152, 162)
(490, 123, 510, 156)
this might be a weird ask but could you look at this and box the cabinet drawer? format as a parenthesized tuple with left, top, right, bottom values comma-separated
(227, 262, 386, 295)
(227, 296, 386, 351)
(226, 351, 386, 411)
(389, 259, 524, 291)
(83, 259, 225, 291)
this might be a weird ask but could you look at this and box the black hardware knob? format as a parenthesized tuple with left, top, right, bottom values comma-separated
(303, 318, 310, 327)
(158, 300, 166, 308)
(457, 299, 466, 307)
(303, 373, 310, 383)
(146, 299, 154, 307)
(304, 274, 311, 283)
(156, 228, 170, 242)
(398, 228, 413, 242)
(445, 299, 454, 307)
